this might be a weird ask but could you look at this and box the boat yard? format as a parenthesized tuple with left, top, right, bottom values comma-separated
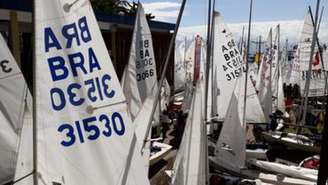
(0, 0, 328, 185)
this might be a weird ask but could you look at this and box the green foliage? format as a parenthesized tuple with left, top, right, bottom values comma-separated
(90, 0, 155, 19)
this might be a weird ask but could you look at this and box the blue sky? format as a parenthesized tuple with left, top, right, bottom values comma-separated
(136, 0, 328, 42)
(137, 0, 327, 25)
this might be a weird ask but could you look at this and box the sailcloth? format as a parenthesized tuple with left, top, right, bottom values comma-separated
(122, 4, 159, 123)
(215, 74, 246, 173)
(0, 34, 31, 183)
(174, 40, 187, 92)
(256, 29, 273, 122)
(298, 10, 324, 97)
(160, 78, 171, 111)
(171, 82, 206, 185)
(271, 25, 280, 98)
(213, 12, 265, 123)
(14, 1, 150, 185)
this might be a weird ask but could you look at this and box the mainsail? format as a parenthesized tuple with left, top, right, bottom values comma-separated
(14, 0, 150, 184)
(171, 82, 206, 185)
(0, 34, 31, 183)
(256, 29, 273, 122)
(122, 4, 159, 122)
(215, 74, 246, 173)
(213, 12, 265, 123)
(298, 9, 324, 97)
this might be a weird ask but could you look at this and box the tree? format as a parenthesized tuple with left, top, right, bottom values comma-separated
(90, 0, 154, 19)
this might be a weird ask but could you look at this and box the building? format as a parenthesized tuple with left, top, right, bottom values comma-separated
(0, 0, 175, 89)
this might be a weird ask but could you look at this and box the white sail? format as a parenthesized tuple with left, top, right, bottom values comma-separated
(14, 1, 150, 184)
(160, 78, 171, 111)
(277, 67, 286, 112)
(0, 111, 18, 183)
(0, 34, 31, 183)
(13, 106, 33, 184)
(215, 74, 246, 173)
(298, 10, 324, 97)
(0, 34, 29, 133)
(289, 48, 301, 85)
(174, 40, 187, 92)
(213, 12, 265, 123)
(271, 25, 286, 112)
(256, 29, 273, 122)
(171, 82, 206, 185)
(122, 4, 159, 122)
(271, 25, 280, 98)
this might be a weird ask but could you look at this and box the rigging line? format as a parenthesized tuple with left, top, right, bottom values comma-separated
(12, 171, 34, 184)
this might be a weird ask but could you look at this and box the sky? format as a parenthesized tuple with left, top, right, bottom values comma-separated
(135, 0, 328, 43)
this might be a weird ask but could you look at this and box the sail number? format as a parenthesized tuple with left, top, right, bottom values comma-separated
(0, 60, 13, 73)
(58, 112, 125, 147)
(50, 74, 115, 111)
(137, 69, 154, 82)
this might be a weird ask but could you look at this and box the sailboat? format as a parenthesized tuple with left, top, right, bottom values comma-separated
(14, 0, 150, 184)
(205, 8, 320, 184)
(256, 28, 273, 122)
(0, 33, 32, 184)
(170, 80, 206, 185)
(262, 9, 322, 154)
(121, 3, 171, 170)
(212, 12, 266, 124)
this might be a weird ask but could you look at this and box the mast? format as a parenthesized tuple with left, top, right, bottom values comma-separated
(184, 36, 188, 83)
(240, 26, 245, 53)
(243, 0, 253, 125)
(318, 98, 328, 184)
(300, 0, 321, 127)
(142, 0, 187, 150)
(309, 6, 326, 95)
(32, 0, 38, 184)
(210, 2, 216, 121)
(204, 0, 215, 183)
(276, 24, 281, 111)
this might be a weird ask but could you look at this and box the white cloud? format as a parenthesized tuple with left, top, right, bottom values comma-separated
(143, 2, 180, 22)
(178, 20, 328, 44)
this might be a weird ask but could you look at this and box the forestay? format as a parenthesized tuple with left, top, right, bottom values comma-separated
(213, 12, 265, 123)
(0, 34, 31, 184)
(14, 1, 150, 184)
(171, 82, 206, 185)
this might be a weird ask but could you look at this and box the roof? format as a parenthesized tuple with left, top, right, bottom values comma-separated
(0, 0, 175, 31)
